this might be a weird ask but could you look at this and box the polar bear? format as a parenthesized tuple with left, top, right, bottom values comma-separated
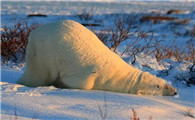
(17, 20, 177, 96)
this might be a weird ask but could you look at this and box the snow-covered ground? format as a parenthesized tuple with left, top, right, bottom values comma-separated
(1, 1, 195, 119)
(1, 66, 195, 119)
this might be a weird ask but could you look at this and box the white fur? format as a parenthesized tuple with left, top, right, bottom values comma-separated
(17, 20, 177, 96)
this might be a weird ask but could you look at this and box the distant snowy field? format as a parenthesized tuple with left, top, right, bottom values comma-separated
(1, 1, 195, 119)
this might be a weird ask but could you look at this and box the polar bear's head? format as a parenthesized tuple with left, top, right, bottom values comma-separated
(136, 72, 178, 96)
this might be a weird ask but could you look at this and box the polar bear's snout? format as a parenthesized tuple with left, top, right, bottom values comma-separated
(163, 84, 178, 96)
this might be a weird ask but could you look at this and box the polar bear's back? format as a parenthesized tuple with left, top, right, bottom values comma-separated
(28, 20, 129, 69)
(30, 20, 111, 63)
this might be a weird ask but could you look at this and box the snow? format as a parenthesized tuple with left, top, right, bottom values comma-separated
(1, 1, 195, 119)
(1, 67, 195, 119)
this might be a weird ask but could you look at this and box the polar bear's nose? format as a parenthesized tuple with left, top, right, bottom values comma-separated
(174, 89, 178, 95)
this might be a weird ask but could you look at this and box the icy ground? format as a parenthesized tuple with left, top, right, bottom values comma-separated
(1, 0, 195, 120)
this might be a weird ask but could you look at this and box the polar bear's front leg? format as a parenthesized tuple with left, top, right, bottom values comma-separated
(17, 71, 45, 87)
(17, 58, 59, 87)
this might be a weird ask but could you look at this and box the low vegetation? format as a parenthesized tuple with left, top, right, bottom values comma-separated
(1, 21, 39, 66)
(140, 16, 179, 23)
(94, 15, 194, 67)
(98, 92, 107, 120)
(182, 108, 195, 118)
(77, 7, 94, 21)
(131, 109, 140, 120)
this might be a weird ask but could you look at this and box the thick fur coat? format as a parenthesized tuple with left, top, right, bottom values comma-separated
(17, 20, 177, 96)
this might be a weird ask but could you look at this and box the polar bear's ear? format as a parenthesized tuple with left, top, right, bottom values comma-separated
(137, 90, 143, 95)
